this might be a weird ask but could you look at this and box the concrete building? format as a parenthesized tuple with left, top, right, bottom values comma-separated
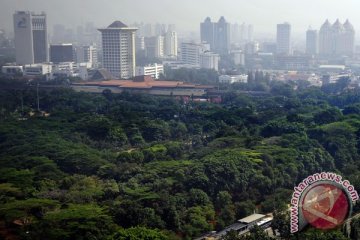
(319, 19, 355, 57)
(13, 11, 48, 65)
(180, 42, 210, 66)
(1, 65, 23, 75)
(52, 62, 75, 78)
(306, 28, 318, 56)
(135, 36, 145, 52)
(135, 63, 164, 79)
(75, 45, 98, 68)
(276, 23, 291, 55)
(219, 74, 247, 84)
(200, 52, 220, 71)
(215, 16, 231, 54)
(72, 75, 214, 97)
(231, 50, 245, 66)
(145, 36, 164, 58)
(98, 21, 137, 79)
(200, 16, 230, 54)
(164, 31, 178, 57)
(50, 43, 73, 63)
(24, 63, 52, 77)
(200, 17, 216, 50)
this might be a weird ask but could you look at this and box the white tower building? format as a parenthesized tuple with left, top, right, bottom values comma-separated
(98, 21, 137, 79)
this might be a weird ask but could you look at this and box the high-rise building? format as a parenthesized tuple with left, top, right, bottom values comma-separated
(50, 43, 73, 63)
(276, 22, 291, 55)
(135, 36, 145, 52)
(180, 42, 210, 66)
(215, 16, 231, 54)
(343, 19, 355, 56)
(200, 17, 215, 50)
(13, 11, 49, 65)
(319, 19, 355, 57)
(98, 21, 137, 79)
(145, 36, 164, 58)
(319, 20, 332, 56)
(164, 31, 178, 57)
(306, 28, 318, 56)
(240, 23, 248, 42)
(200, 16, 230, 54)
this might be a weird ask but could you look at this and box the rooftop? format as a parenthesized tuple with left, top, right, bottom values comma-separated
(238, 213, 266, 224)
(73, 75, 214, 90)
(108, 21, 128, 28)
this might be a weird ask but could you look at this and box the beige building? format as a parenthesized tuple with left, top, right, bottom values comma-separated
(98, 21, 137, 79)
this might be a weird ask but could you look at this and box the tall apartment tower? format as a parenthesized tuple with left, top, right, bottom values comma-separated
(306, 28, 318, 55)
(98, 21, 137, 79)
(164, 31, 178, 57)
(276, 22, 291, 55)
(215, 16, 231, 54)
(13, 11, 49, 65)
(319, 19, 355, 57)
(200, 16, 230, 54)
(200, 17, 215, 50)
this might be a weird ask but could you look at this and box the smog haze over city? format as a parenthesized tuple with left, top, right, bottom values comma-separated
(2, 0, 360, 36)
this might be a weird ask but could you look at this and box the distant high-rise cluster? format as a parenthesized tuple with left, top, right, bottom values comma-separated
(133, 23, 178, 59)
(319, 19, 355, 57)
(200, 16, 230, 54)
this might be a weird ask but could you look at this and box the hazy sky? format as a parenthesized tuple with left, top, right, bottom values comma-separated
(2, 0, 360, 38)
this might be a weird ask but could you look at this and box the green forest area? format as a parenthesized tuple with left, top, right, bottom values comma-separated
(1, 78, 360, 240)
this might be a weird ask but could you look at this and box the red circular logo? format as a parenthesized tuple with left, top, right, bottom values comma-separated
(301, 183, 349, 230)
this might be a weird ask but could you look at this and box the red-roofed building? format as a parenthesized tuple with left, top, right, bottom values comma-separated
(72, 75, 215, 97)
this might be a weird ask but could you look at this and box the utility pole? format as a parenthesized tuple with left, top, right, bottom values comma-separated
(36, 82, 40, 112)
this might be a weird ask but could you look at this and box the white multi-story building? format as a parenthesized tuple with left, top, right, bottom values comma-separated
(13, 11, 49, 65)
(276, 22, 291, 55)
(319, 19, 355, 57)
(52, 62, 76, 77)
(75, 45, 98, 68)
(164, 31, 178, 57)
(219, 74, 248, 84)
(135, 63, 164, 79)
(1, 65, 24, 75)
(199, 52, 220, 71)
(24, 63, 52, 77)
(180, 42, 210, 67)
(98, 21, 137, 79)
(231, 50, 245, 66)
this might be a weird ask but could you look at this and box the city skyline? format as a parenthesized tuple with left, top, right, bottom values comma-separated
(2, 0, 360, 40)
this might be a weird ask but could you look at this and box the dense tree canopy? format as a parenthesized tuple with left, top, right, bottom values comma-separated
(0, 79, 359, 239)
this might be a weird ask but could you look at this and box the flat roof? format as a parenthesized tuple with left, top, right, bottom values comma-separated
(319, 65, 346, 70)
(238, 213, 266, 224)
(72, 77, 214, 90)
(215, 222, 247, 237)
